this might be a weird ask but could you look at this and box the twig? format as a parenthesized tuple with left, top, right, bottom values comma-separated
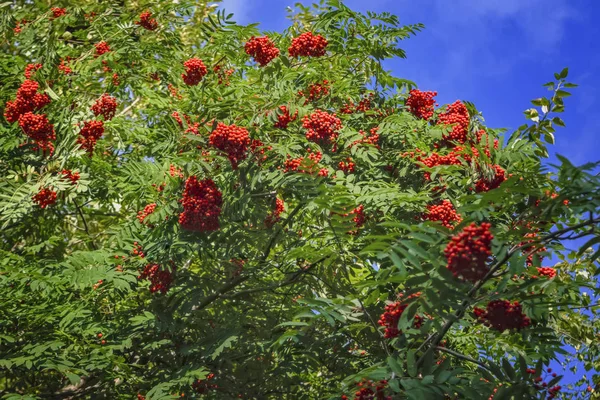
(116, 97, 140, 118)
(435, 346, 493, 372)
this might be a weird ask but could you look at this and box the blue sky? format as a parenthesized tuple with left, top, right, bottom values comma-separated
(220, 0, 600, 167)
(218, 0, 598, 390)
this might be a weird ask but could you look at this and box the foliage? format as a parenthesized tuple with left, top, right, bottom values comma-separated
(0, 0, 599, 399)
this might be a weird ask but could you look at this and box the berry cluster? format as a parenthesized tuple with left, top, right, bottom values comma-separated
(303, 110, 342, 145)
(273, 106, 298, 129)
(352, 127, 380, 148)
(132, 242, 145, 258)
(91, 94, 118, 120)
(444, 222, 493, 282)
(283, 149, 324, 175)
(250, 139, 272, 164)
(18, 112, 56, 153)
(136, 11, 158, 31)
(298, 80, 330, 103)
(520, 232, 547, 267)
(137, 203, 157, 224)
(424, 200, 461, 228)
(182, 58, 207, 86)
(58, 58, 73, 75)
(416, 150, 461, 180)
(77, 120, 104, 154)
(4, 77, 53, 152)
(406, 89, 438, 120)
(378, 292, 422, 338)
(24, 63, 42, 79)
(209, 123, 250, 169)
(95, 41, 111, 56)
(341, 93, 375, 114)
(51, 7, 67, 18)
(192, 373, 218, 394)
(32, 187, 57, 208)
(14, 19, 28, 35)
(437, 100, 470, 144)
(534, 267, 556, 279)
(60, 169, 80, 184)
(213, 65, 234, 85)
(338, 158, 356, 174)
(346, 205, 365, 235)
(288, 32, 328, 57)
(245, 36, 280, 66)
(265, 198, 285, 228)
(139, 263, 173, 294)
(475, 164, 506, 192)
(473, 300, 531, 332)
(344, 380, 392, 400)
(169, 164, 184, 178)
(179, 177, 223, 232)
(168, 84, 182, 99)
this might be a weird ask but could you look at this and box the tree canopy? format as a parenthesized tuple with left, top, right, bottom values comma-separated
(1, 1, 599, 399)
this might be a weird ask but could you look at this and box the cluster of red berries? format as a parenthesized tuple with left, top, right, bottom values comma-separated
(342, 380, 392, 400)
(438, 100, 470, 144)
(137, 203, 157, 224)
(58, 58, 73, 75)
(182, 58, 207, 86)
(345, 205, 365, 235)
(209, 123, 250, 169)
(475, 164, 506, 192)
(77, 120, 104, 154)
(338, 158, 356, 174)
(424, 200, 462, 228)
(192, 373, 218, 394)
(525, 368, 562, 399)
(230, 258, 245, 278)
(18, 112, 56, 153)
(265, 198, 285, 228)
(250, 139, 272, 164)
(24, 63, 42, 79)
(14, 19, 28, 35)
(520, 232, 547, 267)
(288, 32, 328, 57)
(136, 11, 158, 31)
(534, 267, 556, 279)
(303, 110, 342, 145)
(139, 263, 173, 294)
(473, 300, 531, 332)
(245, 36, 280, 66)
(95, 41, 111, 56)
(32, 187, 57, 208)
(51, 7, 67, 18)
(273, 106, 298, 129)
(5, 74, 54, 151)
(444, 222, 493, 282)
(415, 150, 461, 180)
(169, 164, 184, 178)
(298, 80, 330, 103)
(91, 94, 117, 120)
(378, 292, 423, 338)
(172, 111, 198, 134)
(406, 89, 438, 120)
(132, 242, 145, 258)
(341, 93, 374, 114)
(352, 127, 380, 148)
(283, 149, 327, 176)
(213, 65, 234, 85)
(168, 84, 182, 99)
(179, 177, 223, 232)
(60, 169, 80, 184)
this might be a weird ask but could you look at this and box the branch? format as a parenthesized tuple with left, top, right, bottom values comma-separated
(435, 346, 493, 372)
(116, 97, 140, 118)
(194, 203, 305, 311)
(73, 200, 97, 250)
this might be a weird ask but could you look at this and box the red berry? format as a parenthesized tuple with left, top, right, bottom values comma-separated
(181, 58, 207, 86)
(444, 222, 493, 282)
(288, 32, 328, 57)
(245, 36, 279, 66)
(136, 10, 158, 31)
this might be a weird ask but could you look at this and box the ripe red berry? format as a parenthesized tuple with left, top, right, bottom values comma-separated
(438, 100, 470, 144)
(288, 32, 328, 57)
(265, 198, 285, 228)
(182, 58, 207, 86)
(60, 169, 80, 184)
(51, 8, 67, 19)
(139, 263, 174, 294)
(378, 292, 422, 338)
(137, 203, 157, 224)
(424, 200, 461, 229)
(97, 333, 103, 338)
(245, 36, 280, 66)
(475, 165, 506, 192)
(273, 106, 298, 129)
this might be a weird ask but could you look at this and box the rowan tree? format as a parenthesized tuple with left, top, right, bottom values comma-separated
(1, 1, 599, 399)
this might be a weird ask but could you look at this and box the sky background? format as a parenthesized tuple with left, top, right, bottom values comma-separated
(218, 0, 599, 390)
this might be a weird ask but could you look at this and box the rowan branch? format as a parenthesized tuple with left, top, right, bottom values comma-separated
(435, 346, 493, 372)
